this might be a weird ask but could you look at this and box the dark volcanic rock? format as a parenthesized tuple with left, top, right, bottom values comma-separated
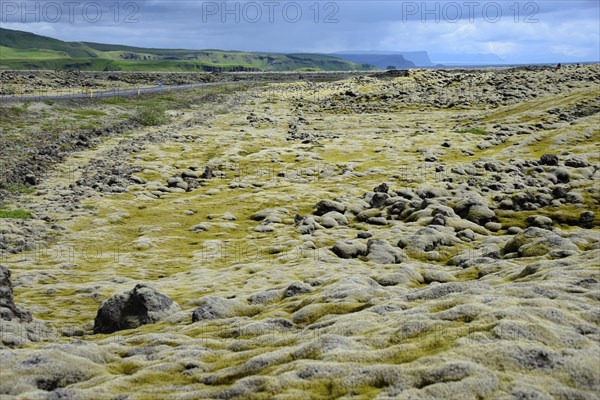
(540, 154, 559, 166)
(200, 166, 214, 179)
(373, 183, 389, 193)
(370, 192, 390, 208)
(331, 240, 368, 259)
(0, 265, 32, 323)
(93, 284, 180, 334)
(366, 239, 406, 264)
(283, 281, 314, 298)
(314, 199, 346, 216)
(565, 156, 590, 168)
(580, 211, 595, 228)
(454, 198, 496, 225)
(24, 174, 37, 186)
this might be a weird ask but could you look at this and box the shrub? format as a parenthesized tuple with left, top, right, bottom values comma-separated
(133, 103, 170, 126)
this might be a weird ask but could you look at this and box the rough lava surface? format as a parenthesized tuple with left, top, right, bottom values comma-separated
(0, 65, 599, 399)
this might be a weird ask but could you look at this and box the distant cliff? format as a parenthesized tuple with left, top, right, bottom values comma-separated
(329, 53, 415, 69)
(328, 51, 438, 68)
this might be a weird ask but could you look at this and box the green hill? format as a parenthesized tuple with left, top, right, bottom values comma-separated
(0, 28, 375, 72)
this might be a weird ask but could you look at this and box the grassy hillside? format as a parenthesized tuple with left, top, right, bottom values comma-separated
(0, 28, 374, 72)
(1, 28, 98, 58)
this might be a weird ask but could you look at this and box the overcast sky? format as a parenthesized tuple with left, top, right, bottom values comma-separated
(2, 0, 599, 63)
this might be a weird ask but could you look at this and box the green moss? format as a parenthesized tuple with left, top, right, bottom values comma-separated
(109, 360, 143, 376)
(116, 370, 194, 398)
(71, 108, 107, 118)
(0, 209, 33, 219)
(292, 302, 370, 326)
(496, 203, 595, 231)
(456, 128, 488, 136)
(307, 379, 363, 399)
(0, 182, 36, 194)
(102, 97, 128, 105)
(454, 267, 480, 281)
(426, 299, 462, 314)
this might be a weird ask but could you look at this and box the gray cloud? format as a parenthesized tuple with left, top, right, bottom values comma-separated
(1, 0, 598, 63)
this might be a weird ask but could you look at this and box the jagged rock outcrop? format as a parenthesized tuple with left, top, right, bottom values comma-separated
(93, 284, 180, 334)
